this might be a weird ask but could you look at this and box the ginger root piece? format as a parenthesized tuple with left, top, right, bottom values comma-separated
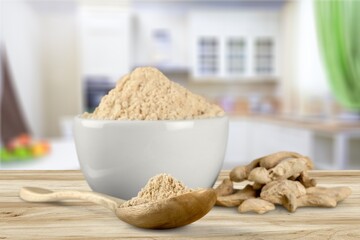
(229, 166, 247, 182)
(262, 184, 351, 213)
(286, 187, 352, 212)
(214, 178, 234, 197)
(303, 157, 315, 170)
(226, 152, 352, 214)
(258, 151, 303, 169)
(306, 186, 352, 202)
(260, 180, 306, 206)
(229, 159, 260, 182)
(216, 185, 257, 207)
(245, 158, 261, 173)
(248, 167, 271, 184)
(238, 198, 275, 214)
(293, 193, 337, 212)
(286, 193, 336, 212)
(252, 182, 264, 191)
(296, 171, 317, 188)
(269, 158, 312, 181)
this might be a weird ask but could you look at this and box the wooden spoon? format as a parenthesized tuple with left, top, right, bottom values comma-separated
(19, 187, 216, 229)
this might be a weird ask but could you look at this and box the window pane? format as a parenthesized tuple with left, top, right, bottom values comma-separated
(198, 37, 219, 74)
(254, 38, 274, 74)
(227, 38, 246, 74)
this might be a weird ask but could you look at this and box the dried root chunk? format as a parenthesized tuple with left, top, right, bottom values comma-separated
(226, 152, 352, 214)
(269, 158, 309, 181)
(282, 191, 298, 212)
(296, 171, 317, 188)
(303, 157, 315, 170)
(248, 167, 271, 184)
(287, 193, 337, 213)
(306, 187, 352, 202)
(252, 182, 264, 191)
(214, 178, 234, 197)
(287, 187, 352, 212)
(216, 185, 256, 207)
(245, 159, 261, 174)
(238, 198, 275, 214)
(258, 151, 303, 169)
(229, 166, 247, 182)
(281, 193, 333, 213)
(260, 180, 306, 205)
(229, 159, 260, 182)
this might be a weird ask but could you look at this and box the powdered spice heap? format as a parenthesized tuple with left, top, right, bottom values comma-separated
(121, 173, 191, 207)
(83, 67, 224, 120)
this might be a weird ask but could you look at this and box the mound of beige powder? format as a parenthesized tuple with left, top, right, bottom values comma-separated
(83, 67, 224, 120)
(121, 173, 191, 207)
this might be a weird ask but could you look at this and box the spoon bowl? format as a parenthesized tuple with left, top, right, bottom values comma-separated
(19, 187, 216, 229)
(116, 189, 217, 229)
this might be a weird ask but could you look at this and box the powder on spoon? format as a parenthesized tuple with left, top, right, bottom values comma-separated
(121, 173, 192, 207)
(82, 67, 224, 120)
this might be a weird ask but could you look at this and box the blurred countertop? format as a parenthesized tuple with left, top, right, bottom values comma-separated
(0, 138, 80, 170)
(229, 113, 360, 134)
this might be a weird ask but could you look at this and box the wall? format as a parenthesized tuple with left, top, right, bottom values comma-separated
(280, 0, 330, 116)
(279, 0, 298, 114)
(2, 0, 43, 138)
(295, 0, 330, 116)
(3, 0, 82, 138)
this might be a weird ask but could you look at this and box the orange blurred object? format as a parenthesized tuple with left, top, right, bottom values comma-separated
(17, 134, 31, 145)
(31, 144, 46, 157)
(7, 134, 31, 150)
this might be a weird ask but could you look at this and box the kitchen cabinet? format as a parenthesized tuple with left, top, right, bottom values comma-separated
(225, 118, 313, 168)
(226, 116, 360, 170)
(313, 131, 360, 170)
(223, 120, 250, 168)
(247, 121, 313, 160)
(189, 10, 280, 81)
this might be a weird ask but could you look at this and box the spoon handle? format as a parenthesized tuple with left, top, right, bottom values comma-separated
(20, 187, 125, 212)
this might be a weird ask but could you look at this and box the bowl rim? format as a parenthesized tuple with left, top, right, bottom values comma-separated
(74, 114, 228, 123)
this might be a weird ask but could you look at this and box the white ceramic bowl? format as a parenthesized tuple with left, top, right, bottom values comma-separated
(73, 116, 229, 200)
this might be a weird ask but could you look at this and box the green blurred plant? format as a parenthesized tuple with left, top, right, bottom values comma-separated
(315, 0, 360, 110)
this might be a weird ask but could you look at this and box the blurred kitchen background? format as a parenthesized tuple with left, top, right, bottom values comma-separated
(1, 0, 360, 170)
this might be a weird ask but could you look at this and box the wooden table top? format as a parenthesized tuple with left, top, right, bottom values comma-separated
(1, 170, 359, 239)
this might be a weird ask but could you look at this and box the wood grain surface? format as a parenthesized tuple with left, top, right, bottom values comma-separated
(0, 170, 359, 239)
